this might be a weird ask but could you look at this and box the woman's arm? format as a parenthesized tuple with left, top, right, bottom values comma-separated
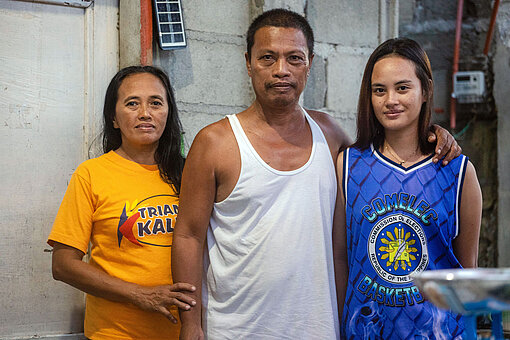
(333, 151, 349, 321)
(52, 242, 196, 323)
(453, 161, 482, 268)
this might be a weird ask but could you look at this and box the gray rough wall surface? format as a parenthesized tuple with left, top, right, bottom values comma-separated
(400, 0, 493, 119)
(303, 0, 395, 140)
(307, 1, 380, 47)
(400, 0, 509, 267)
(153, 0, 396, 145)
(261, 0, 305, 13)
(494, 1, 510, 267)
(154, 1, 252, 149)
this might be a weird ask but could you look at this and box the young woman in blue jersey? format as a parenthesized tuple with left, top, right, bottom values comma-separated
(334, 38, 482, 339)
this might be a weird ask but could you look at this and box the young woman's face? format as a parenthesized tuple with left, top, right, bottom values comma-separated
(371, 55, 425, 135)
(113, 73, 169, 150)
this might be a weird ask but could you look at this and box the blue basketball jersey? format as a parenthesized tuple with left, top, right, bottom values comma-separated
(342, 145, 468, 340)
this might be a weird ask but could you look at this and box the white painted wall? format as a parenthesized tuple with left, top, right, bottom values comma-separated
(0, 1, 118, 338)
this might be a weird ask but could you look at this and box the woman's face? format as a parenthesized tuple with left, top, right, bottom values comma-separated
(113, 73, 169, 150)
(371, 55, 425, 135)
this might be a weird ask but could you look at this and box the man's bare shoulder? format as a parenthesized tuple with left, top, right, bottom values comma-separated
(306, 109, 352, 152)
(186, 116, 240, 201)
(189, 117, 235, 151)
(186, 117, 239, 172)
(195, 118, 231, 141)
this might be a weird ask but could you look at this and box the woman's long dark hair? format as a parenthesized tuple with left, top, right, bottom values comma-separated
(353, 38, 434, 155)
(102, 65, 185, 195)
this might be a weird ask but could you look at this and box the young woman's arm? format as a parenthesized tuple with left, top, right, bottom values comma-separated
(333, 151, 349, 321)
(453, 161, 482, 268)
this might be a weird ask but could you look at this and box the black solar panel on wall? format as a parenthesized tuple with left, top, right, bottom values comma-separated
(153, 0, 187, 50)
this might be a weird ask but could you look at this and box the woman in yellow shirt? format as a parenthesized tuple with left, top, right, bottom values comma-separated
(48, 66, 195, 339)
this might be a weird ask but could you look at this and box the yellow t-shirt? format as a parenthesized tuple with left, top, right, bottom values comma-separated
(48, 151, 180, 339)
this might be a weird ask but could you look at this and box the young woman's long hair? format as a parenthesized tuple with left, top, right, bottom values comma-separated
(102, 65, 185, 195)
(353, 38, 434, 155)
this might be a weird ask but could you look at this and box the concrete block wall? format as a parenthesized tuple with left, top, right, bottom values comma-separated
(494, 1, 510, 268)
(307, 0, 398, 139)
(399, 0, 510, 267)
(400, 0, 493, 125)
(147, 0, 398, 146)
(154, 1, 252, 149)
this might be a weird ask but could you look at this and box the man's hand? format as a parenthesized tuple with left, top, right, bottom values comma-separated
(428, 124, 462, 165)
(131, 283, 197, 323)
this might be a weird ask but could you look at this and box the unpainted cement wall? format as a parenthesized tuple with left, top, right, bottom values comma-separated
(149, 0, 398, 148)
(400, 0, 510, 267)
(494, 1, 510, 268)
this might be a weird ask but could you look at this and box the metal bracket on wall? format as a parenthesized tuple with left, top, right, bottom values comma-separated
(11, 0, 93, 8)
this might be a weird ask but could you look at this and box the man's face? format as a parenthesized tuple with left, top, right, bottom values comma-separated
(246, 26, 313, 108)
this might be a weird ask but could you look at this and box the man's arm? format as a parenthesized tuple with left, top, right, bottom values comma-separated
(172, 124, 224, 340)
(308, 110, 350, 324)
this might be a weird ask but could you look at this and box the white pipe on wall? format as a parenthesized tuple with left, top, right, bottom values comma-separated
(11, 0, 93, 8)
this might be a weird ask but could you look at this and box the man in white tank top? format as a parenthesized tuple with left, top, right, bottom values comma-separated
(171, 9, 460, 340)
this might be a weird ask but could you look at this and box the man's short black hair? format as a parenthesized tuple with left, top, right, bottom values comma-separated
(246, 8, 314, 60)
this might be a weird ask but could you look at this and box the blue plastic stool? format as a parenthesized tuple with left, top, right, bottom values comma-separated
(464, 313, 503, 340)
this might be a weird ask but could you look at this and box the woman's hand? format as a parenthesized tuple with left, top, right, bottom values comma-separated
(52, 242, 196, 322)
(131, 283, 196, 323)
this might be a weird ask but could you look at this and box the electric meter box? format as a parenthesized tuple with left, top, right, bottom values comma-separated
(453, 71, 485, 104)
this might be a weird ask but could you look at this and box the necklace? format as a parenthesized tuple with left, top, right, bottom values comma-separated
(384, 142, 418, 166)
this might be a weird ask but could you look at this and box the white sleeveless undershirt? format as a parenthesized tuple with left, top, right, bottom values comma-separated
(202, 109, 339, 339)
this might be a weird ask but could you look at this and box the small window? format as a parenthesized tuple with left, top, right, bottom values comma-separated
(153, 0, 187, 50)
